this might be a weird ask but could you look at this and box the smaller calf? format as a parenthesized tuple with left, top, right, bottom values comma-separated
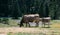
(42, 17, 51, 28)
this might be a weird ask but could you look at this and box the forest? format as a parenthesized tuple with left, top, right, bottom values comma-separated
(0, 0, 60, 19)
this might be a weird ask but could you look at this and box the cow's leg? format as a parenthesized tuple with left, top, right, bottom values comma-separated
(26, 23, 27, 27)
(26, 23, 28, 27)
(42, 22, 45, 28)
(36, 23, 39, 27)
(44, 23, 45, 28)
(42, 22, 44, 28)
(48, 22, 50, 28)
(29, 24, 30, 27)
(28, 23, 30, 27)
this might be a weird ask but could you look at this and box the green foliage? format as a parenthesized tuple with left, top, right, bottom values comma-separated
(2, 18, 9, 24)
(0, 0, 60, 19)
(0, 18, 2, 23)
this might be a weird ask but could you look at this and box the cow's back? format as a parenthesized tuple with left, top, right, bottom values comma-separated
(22, 14, 40, 23)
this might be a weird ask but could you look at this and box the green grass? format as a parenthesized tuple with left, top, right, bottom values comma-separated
(7, 32, 46, 35)
(7, 31, 60, 35)
(0, 18, 20, 27)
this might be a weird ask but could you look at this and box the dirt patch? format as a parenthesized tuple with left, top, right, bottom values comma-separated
(0, 27, 49, 34)
(0, 27, 60, 35)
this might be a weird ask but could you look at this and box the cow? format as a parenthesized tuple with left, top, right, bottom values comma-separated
(19, 14, 40, 27)
(42, 17, 51, 28)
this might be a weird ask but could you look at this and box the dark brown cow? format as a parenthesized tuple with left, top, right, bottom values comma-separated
(20, 14, 40, 27)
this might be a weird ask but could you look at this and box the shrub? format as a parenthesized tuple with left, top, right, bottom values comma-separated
(0, 18, 2, 23)
(2, 18, 9, 24)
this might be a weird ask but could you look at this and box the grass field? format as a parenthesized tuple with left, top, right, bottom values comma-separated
(0, 18, 60, 35)
(7, 32, 47, 35)
(0, 27, 60, 35)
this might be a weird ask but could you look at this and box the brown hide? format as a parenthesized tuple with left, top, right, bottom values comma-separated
(20, 14, 40, 27)
(42, 17, 51, 23)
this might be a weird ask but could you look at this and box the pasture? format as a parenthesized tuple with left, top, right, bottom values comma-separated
(0, 17, 60, 35)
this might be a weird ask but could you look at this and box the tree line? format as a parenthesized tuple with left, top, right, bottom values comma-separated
(0, 0, 60, 19)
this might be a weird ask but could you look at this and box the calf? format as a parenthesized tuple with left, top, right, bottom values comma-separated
(42, 17, 51, 28)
